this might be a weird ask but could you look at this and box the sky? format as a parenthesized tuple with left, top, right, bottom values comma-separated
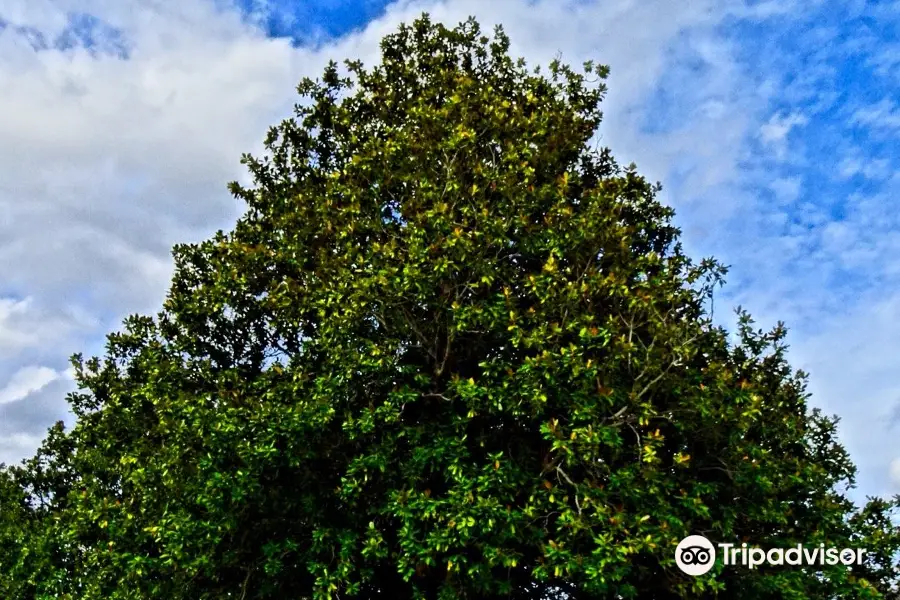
(0, 0, 898, 506)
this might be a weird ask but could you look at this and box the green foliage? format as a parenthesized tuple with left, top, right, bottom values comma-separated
(2, 14, 898, 599)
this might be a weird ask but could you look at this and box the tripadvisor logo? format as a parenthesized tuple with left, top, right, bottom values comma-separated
(674, 535, 868, 576)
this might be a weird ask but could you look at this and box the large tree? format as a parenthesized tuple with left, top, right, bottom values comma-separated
(1, 14, 898, 600)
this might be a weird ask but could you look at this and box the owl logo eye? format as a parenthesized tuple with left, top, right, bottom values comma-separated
(679, 546, 712, 565)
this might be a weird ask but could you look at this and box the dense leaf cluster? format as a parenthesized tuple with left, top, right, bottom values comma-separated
(1, 14, 898, 600)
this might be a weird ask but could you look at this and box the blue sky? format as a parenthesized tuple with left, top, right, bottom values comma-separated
(230, 0, 393, 43)
(0, 0, 898, 505)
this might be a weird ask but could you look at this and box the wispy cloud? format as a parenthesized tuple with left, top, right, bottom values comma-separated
(758, 111, 809, 159)
(851, 98, 900, 132)
(837, 154, 892, 181)
(0, 365, 62, 405)
(890, 458, 900, 490)
(0, 432, 47, 467)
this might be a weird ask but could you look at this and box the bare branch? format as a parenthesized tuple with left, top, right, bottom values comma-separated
(555, 466, 582, 516)
(633, 369, 667, 403)
(627, 422, 642, 463)
(240, 568, 252, 600)
(605, 405, 629, 423)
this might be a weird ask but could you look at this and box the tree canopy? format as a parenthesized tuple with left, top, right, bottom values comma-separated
(1, 14, 898, 600)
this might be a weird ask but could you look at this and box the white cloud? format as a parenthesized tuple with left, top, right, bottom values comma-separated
(0, 296, 96, 360)
(759, 111, 808, 159)
(786, 289, 900, 501)
(0, 365, 61, 406)
(0, 432, 47, 467)
(851, 98, 900, 132)
(770, 175, 803, 204)
(890, 458, 900, 490)
(868, 43, 900, 82)
(837, 154, 892, 180)
(0, 5, 320, 321)
(760, 112, 809, 143)
(0, 297, 41, 352)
